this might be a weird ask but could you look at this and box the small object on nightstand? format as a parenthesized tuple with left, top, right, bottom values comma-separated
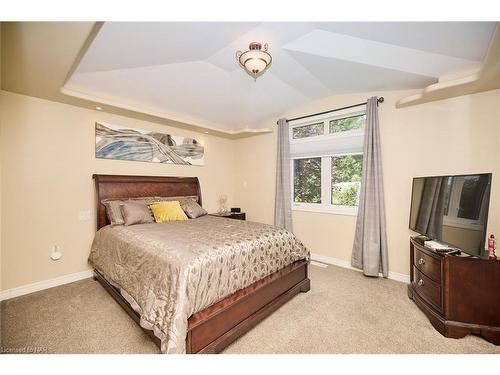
(230, 207, 241, 213)
(209, 212, 246, 221)
(217, 194, 228, 215)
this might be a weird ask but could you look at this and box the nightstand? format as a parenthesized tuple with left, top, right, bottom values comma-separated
(209, 212, 246, 221)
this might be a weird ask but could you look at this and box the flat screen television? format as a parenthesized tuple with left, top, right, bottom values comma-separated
(409, 173, 492, 257)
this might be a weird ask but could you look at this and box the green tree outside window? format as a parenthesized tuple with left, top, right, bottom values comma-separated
(330, 115, 365, 133)
(294, 158, 321, 203)
(331, 154, 363, 206)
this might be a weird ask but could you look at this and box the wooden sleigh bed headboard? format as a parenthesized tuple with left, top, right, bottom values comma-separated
(93, 174, 202, 230)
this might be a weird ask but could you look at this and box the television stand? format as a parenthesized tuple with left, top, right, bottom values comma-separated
(408, 236, 500, 345)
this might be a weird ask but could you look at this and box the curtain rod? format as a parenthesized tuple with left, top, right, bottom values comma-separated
(279, 97, 384, 124)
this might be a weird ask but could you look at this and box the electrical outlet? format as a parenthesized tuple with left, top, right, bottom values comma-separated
(79, 210, 91, 221)
(51, 245, 62, 261)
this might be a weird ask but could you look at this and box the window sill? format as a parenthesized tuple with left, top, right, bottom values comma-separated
(292, 204, 358, 216)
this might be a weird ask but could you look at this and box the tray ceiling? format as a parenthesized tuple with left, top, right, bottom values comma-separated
(63, 22, 496, 134)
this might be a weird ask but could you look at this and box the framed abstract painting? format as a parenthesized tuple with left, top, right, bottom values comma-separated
(95, 122, 205, 166)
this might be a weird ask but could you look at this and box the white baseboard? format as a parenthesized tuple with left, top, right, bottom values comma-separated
(0, 270, 94, 301)
(311, 253, 410, 284)
(310, 260, 329, 268)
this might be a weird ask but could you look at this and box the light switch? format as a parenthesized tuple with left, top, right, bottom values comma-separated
(79, 210, 91, 221)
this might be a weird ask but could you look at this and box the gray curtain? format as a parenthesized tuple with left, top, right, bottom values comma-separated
(415, 177, 447, 239)
(351, 97, 388, 277)
(274, 118, 293, 232)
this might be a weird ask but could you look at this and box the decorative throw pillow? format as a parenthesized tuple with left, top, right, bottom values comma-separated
(102, 199, 125, 226)
(120, 201, 155, 226)
(180, 198, 207, 219)
(102, 196, 158, 226)
(154, 195, 199, 203)
(149, 201, 188, 223)
(132, 196, 164, 205)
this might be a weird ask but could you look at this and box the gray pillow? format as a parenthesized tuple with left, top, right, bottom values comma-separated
(154, 195, 199, 203)
(120, 201, 155, 226)
(180, 199, 207, 219)
(102, 196, 161, 225)
(102, 200, 125, 226)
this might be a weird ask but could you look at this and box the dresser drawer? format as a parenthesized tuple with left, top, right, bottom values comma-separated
(412, 266, 442, 310)
(413, 247, 442, 282)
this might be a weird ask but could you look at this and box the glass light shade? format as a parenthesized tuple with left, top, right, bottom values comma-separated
(236, 42, 272, 80)
(244, 57, 267, 73)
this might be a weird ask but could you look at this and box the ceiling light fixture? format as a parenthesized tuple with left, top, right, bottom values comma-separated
(236, 42, 272, 81)
(95, 106, 102, 111)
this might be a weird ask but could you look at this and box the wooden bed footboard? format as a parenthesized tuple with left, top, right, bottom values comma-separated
(94, 259, 310, 354)
(187, 259, 310, 353)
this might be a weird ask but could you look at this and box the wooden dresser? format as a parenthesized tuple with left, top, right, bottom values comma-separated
(408, 237, 500, 345)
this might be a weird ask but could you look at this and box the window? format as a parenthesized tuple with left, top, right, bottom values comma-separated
(289, 107, 365, 215)
(457, 176, 488, 220)
(329, 114, 365, 134)
(331, 154, 363, 206)
(443, 175, 489, 229)
(293, 158, 321, 203)
(292, 122, 324, 139)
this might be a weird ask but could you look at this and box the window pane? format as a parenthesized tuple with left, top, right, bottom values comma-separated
(292, 122, 324, 139)
(294, 158, 321, 203)
(331, 154, 363, 206)
(457, 175, 489, 220)
(329, 115, 365, 134)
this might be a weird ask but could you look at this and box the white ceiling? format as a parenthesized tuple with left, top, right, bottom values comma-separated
(64, 22, 496, 134)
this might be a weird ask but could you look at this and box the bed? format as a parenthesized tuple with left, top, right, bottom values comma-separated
(90, 174, 310, 354)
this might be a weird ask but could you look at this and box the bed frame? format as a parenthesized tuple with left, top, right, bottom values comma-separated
(92, 174, 310, 354)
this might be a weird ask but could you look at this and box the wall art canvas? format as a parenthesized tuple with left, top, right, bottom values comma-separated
(95, 122, 205, 166)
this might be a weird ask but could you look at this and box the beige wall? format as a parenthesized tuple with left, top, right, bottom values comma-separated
(1, 86, 499, 290)
(0, 91, 236, 290)
(234, 89, 500, 276)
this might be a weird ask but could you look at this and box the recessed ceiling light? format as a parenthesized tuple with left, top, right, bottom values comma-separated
(95, 106, 102, 111)
(204, 131, 209, 134)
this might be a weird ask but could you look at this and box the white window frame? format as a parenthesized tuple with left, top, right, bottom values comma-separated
(289, 107, 366, 216)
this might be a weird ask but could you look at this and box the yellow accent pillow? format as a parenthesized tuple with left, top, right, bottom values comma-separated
(149, 201, 188, 223)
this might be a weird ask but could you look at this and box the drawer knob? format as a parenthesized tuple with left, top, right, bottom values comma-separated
(418, 279, 425, 286)
(418, 258, 425, 265)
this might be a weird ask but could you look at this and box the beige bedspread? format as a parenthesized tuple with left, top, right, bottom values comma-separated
(88, 215, 309, 353)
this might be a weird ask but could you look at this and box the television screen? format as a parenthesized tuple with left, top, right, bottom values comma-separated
(409, 174, 492, 257)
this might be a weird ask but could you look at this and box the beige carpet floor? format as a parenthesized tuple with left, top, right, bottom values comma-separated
(1, 264, 499, 354)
